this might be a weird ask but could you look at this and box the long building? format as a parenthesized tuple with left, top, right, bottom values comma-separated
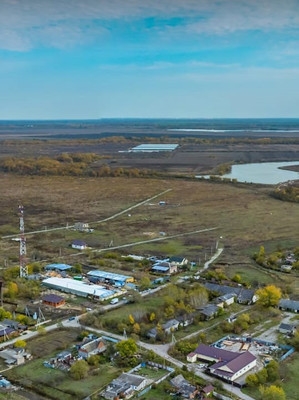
(42, 277, 116, 300)
(87, 270, 134, 287)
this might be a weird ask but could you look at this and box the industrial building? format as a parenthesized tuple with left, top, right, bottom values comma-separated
(129, 143, 178, 152)
(87, 270, 134, 287)
(42, 277, 116, 300)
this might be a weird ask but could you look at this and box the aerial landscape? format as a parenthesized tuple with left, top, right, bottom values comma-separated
(0, 1, 299, 400)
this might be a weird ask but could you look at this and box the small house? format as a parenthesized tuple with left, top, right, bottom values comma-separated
(78, 337, 106, 359)
(169, 256, 188, 267)
(278, 323, 296, 335)
(42, 294, 65, 308)
(71, 239, 88, 250)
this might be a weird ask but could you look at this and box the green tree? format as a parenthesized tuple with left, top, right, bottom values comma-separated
(256, 285, 282, 307)
(245, 373, 259, 387)
(266, 360, 280, 382)
(259, 385, 286, 400)
(115, 338, 137, 358)
(70, 359, 89, 380)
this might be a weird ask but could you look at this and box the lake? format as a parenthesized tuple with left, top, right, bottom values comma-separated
(197, 161, 299, 185)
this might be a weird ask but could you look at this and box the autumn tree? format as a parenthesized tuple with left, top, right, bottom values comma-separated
(255, 285, 282, 307)
(115, 338, 137, 358)
(14, 339, 26, 348)
(70, 360, 89, 380)
(259, 385, 286, 400)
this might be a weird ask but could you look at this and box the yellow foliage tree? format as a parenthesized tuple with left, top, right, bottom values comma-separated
(255, 285, 282, 307)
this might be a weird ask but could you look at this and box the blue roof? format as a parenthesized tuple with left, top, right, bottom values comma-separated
(87, 270, 132, 282)
(45, 263, 73, 271)
(152, 265, 169, 272)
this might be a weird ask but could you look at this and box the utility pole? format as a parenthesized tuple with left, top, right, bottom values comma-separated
(19, 204, 28, 278)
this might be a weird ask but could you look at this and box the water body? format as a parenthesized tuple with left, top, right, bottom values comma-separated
(0, 118, 299, 140)
(197, 161, 299, 185)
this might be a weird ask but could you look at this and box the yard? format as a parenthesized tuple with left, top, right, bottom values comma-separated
(3, 328, 121, 400)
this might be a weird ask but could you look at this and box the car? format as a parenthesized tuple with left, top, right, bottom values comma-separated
(68, 316, 76, 321)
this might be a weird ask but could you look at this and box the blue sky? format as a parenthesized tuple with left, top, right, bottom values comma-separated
(1, 0, 299, 119)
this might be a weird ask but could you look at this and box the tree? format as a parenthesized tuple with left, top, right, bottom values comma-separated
(255, 285, 282, 307)
(259, 385, 286, 400)
(266, 360, 280, 382)
(70, 360, 89, 380)
(245, 373, 259, 387)
(14, 339, 26, 348)
(115, 338, 137, 358)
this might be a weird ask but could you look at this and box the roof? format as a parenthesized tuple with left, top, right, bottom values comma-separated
(42, 277, 115, 298)
(72, 239, 87, 246)
(152, 265, 170, 272)
(117, 372, 146, 387)
(162, 319, 180, 330)
(200, 304, 219, 317)
(87, 270, 133, 283)
(130, 143, 178, 152)
(204, 282, 255, 303)
(279, 298, 299, 310)
(279, 322, 295, 331)
(169, 256, 186, 263)
(193, 344, 256, 378)
(45, 263, 72, 271)
(42, 294, 65, 303)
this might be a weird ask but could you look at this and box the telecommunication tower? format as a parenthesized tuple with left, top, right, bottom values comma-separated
(18, 204, 28, 278)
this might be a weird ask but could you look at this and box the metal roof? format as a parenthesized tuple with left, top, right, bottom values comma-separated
(87, 270, 133, 282)
(42, 277, 115, 299)
(130, 143, 178, 152)
(45, 263, 73, 271)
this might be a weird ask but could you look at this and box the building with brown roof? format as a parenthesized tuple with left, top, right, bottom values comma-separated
(187, 344, 256, 382)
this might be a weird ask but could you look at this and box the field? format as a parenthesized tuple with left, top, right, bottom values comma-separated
(1, 173, 298, 291)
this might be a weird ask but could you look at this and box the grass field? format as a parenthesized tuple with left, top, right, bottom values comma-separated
(1, 175, 298, 270)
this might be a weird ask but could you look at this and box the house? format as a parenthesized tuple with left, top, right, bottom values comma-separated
(204, 283, 257, 305)
(0, 347, 31, 365)
(278, 322, 296, 335)
(74, 222, 91, 232)
(152, 262, 177, 274)
(201, 384, 214, 397)
(169, 256, 188, 267)
(199, 304, 220, 320)
(2, 319, 27, 332)
(187, 344, 256, 382)
(147, 318, 180, 339)
(42, 293, 65, 308)
(170, 374, 198, 399)
(163, 318, 180, 334)
(102, 372, 148, 400)
(279, 298, 299, 313)
(71, 239, 88, 250)
(215, 293, 235, 307)
(79, 337, 106, 359)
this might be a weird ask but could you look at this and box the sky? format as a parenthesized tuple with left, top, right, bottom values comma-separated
(1, 0, 299, 119)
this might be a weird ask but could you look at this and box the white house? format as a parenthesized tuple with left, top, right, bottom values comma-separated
(71, 239, 88, 250)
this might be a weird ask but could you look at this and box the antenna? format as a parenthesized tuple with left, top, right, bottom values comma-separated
(18, 204, 28, 278)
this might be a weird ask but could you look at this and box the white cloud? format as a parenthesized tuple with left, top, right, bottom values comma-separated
(0, 0, 299, 51)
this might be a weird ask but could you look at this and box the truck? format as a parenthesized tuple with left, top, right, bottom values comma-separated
(110, 298, 119, 305)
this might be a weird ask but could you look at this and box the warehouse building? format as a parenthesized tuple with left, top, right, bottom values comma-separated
(129, 143, 178, 152)
(87, 270, 134, 287)
(42, 277, 116, 300)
